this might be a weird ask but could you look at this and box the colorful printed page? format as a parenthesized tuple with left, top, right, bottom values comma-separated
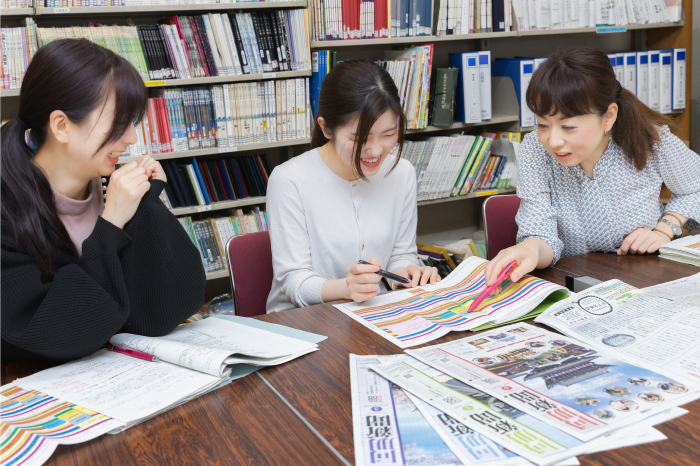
(367, 355, 678, 466)
(535, 280, 700, 385)
(350, 354, 578, 466)
(407, 323, 700, 443)
(0, 385, 123, 466)
(659, 234, 700, 267)
(335, 257, 569, 348)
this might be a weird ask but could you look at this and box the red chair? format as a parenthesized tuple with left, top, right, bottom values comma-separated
(226, 231, 273, 317)
(482, 194, 521, 260)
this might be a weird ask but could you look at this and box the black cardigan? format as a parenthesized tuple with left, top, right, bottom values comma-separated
(1, 179, 206, 362)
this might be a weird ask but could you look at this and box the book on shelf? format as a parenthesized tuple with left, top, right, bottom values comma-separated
(11, 9, 308, 89)
(428, 67, 458, 127)
(450, 51, 492, 125)
(511, 0, 675, 31)
(156, 152, 272, 209)
(1, 0, 31, 8)
(120, 78, 310, 156)
(35, 0, 292, 6)
(434, 0, 513, 35)
(404, 132, 517, 202)
(310, 0, 432, 41)
(1, 19, 38, 91)
(178, 205, 269, 273)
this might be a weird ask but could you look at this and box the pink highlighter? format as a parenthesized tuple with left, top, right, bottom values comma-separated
(467, 261, 518, 313)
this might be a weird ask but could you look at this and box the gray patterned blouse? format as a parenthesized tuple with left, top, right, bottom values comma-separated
(515, 126, 700, 265)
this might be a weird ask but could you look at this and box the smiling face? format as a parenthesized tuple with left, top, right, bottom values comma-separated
(535, 112, 610, 167)
(331, 109, 400, 178)
(67, 91, 138, 178)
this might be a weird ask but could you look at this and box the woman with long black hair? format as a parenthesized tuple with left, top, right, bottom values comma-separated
(1, 39, 206, 362)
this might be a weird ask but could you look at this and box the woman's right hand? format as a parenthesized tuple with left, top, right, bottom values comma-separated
(345, 258, 382, 303)
(101, 161, 151, 229)
(484, 240, 540, 295)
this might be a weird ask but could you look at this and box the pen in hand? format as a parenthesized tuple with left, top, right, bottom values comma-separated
(358, 260, 410, 284)
(467, 261, 518, 313)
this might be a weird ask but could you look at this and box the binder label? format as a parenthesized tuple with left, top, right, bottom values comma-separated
(54, 7, 70, 13)
(262, 73, 277, 79)
(144, 81, 166, 87)
(476, 190, 499, 197)
(218, 147, 238, 153)
(596, 26, 626, 34)
(197, 206, 212, 212)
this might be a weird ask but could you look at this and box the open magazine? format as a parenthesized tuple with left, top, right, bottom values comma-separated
(335, 256, 569, 348)
(659, 234, 700, 267)
(366, 354, 684, 466)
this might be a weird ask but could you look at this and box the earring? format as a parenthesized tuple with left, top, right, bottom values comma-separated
(604, 128, 610, 135)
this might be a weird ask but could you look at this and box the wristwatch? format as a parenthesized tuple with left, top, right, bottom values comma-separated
(659, 218, 682, 238)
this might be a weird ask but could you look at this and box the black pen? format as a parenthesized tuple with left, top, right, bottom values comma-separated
(358, 260, 410, 284)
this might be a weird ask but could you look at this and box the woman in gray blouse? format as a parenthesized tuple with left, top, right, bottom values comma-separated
(485, 47, 700, 289)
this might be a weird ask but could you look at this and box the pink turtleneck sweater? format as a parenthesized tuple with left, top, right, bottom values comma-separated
(52, 177, 105, 256)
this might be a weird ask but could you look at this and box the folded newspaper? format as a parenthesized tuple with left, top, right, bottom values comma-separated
(356, 354, 685, 466)
(659, 234, 700, 267)
(335, 256, 569, 348)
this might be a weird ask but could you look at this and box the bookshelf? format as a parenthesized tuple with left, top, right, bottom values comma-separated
(1, 1, 693, 288)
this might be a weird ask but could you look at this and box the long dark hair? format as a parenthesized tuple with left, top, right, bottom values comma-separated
(311, 59, 407, 181)
(526, 47, 675, 171)
(1, 39, 148, 274)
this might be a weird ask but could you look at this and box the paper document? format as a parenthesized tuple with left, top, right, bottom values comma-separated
(642, 273, 700, 306)
(367, 354, 672, 466)
(535, 280, 700, 384)
(110, 318, 319, 377)
(659, 235, 700, 267)
(13, 349, 224, 425)
(335, 257, 569, 348)
(406, 323, 699, 443)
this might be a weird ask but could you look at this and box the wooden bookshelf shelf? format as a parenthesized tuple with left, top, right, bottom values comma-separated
(407, 114, 520, 135)
(206, 269, 229, 280)
(33, 1, 307, 15)
(310, 21, 684, 48)
(170, 195, 266, 216)
(417, 188, 516, 207)
(1, 7, 33, 16)
(119, 138, 309, 164)
(143, 69, 311, 88)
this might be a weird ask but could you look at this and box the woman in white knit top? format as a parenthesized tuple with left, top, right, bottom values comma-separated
(266, 60, 439, 313)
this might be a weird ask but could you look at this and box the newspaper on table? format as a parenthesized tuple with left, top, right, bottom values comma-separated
(642, 272, 700, 306)
(336, 257, 569, 348)
(351, 354, 580, 466)
(406, 322, 699, 443)
(658, 235, 700, 267)
(0, 385, 124, 466)
(535, 280, 700, 385)
(367, 354, 685, 466)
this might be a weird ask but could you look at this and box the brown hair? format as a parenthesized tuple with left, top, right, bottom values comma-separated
(526, 47, 675, 171)
(1, 39, 148, 274)
(311, 59, 406, 180)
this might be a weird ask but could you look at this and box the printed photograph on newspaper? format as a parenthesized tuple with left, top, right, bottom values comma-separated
(535, 280, 700, 384)
(336, 257, 568, 348)
(366, 354, 652, 466)
(407, 323, 700, 443)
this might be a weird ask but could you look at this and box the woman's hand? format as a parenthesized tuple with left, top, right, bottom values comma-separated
(137, 155, 167, 182)
(344, 258, 382, 303)
(101, 161, 150, 229)
(394, 263, 441, 288)
(618, 228, 671, 255)
(484, 240, 540, 295)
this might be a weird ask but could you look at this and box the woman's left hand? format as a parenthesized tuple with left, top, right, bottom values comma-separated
(395, 264, 441, 288)
(618, 228, 671, 255)
(137, 155, 167, 182)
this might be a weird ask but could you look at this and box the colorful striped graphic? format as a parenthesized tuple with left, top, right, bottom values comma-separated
(344, 258, 564, 347)
(686, 241, 700, 250)
(1, 385, 122, 466)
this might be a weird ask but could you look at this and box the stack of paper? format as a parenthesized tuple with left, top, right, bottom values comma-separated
(5, 317, 323, 465)
(659, 234, 700, 267)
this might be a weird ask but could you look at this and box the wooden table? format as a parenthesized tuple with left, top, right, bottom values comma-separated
(3, 253, 699, 465)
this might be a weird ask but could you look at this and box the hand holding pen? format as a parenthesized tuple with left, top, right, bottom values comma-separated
(467, 261, 518, 313)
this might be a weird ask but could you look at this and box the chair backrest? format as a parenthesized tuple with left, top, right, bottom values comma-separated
(226, 231, 273, 317)
(482, 194, 522, 260)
